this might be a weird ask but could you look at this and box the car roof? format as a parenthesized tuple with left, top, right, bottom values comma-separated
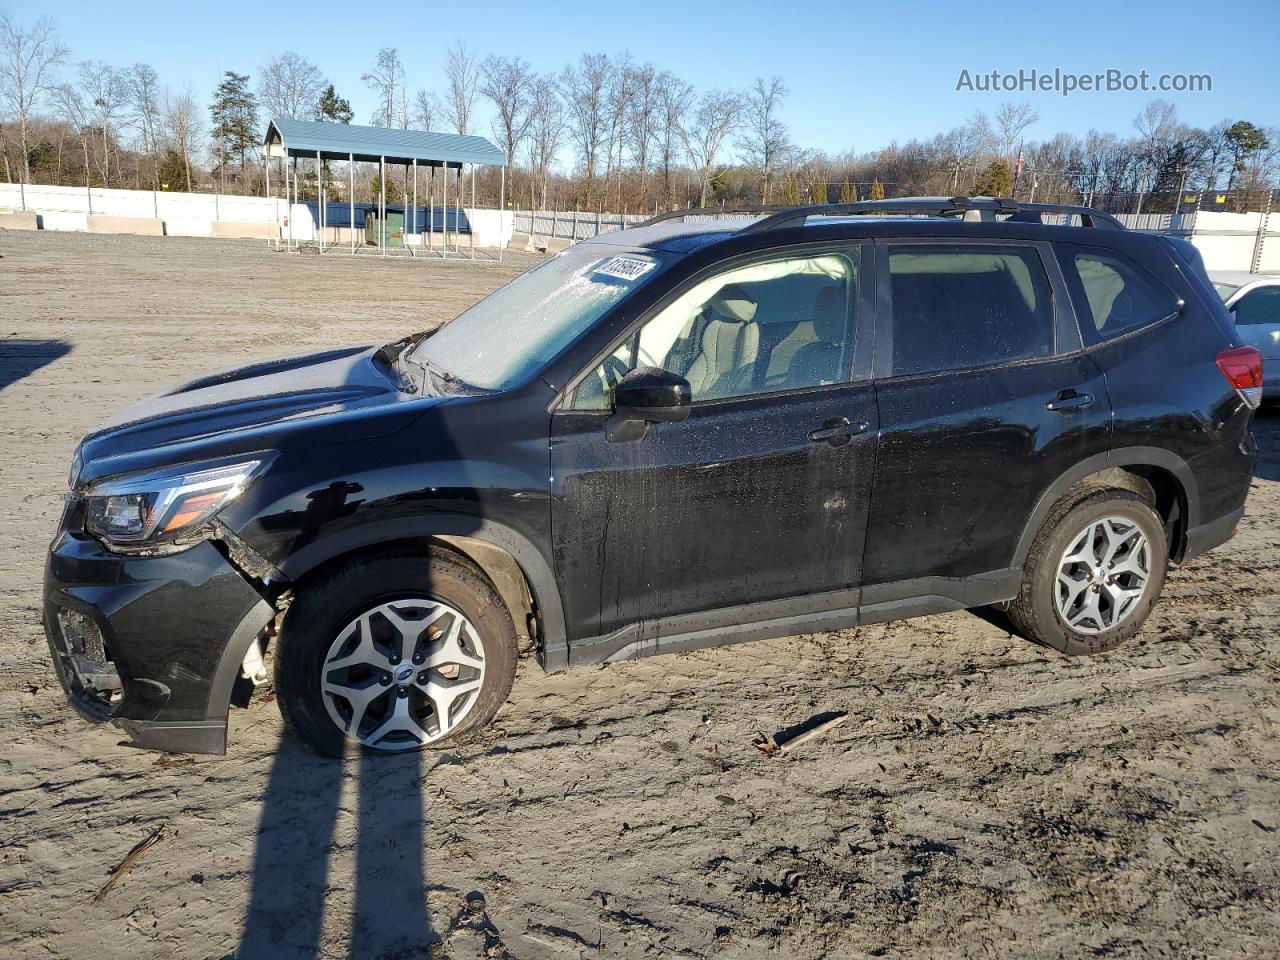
(1209, 270, 1280, 286)
(579, 214, 1162, 257)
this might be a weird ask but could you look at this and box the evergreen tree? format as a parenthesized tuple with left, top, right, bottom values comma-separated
(811, 177, 828, 204)
(1224, 120, 1269, 192)
(780, 173, 802, 206)
(157, 149, 187, 191)
(869, 178, 885, 201)
(369, 171, 404, 203)
(838, 178, 857, 203)
(972, 159, 1013, 197)
(317, 84, 353, 124)
(209, 71, 259, 181)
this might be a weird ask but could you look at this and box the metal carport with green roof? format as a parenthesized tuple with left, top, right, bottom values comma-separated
(263, 118, 508, 259)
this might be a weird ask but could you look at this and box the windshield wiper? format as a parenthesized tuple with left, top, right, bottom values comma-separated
(394, 339, 428, 393)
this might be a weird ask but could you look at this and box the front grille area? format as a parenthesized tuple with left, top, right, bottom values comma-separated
(45, 605, 123, 721)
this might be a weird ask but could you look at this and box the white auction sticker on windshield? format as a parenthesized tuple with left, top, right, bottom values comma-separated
(593, 257, 655, 282)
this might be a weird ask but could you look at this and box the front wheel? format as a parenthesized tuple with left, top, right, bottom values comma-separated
(274, 552, 518, 757)
(1008, 489, 1168, 656)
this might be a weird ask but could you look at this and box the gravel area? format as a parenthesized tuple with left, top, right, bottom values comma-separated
(0, 230, 1276, 960)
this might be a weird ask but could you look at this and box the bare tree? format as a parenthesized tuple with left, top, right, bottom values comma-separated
(259, 51, 326, 121)
(560, 53, 611, 204)
(625, 62, 657, 202)
(525, 73, 563, 209)
(1133, 99, 1179, 145)
(479, 53, 532, 169)
(124, 63, 162, 188)
(52, 80, 92, 189)
(602, 53, 636, 209)
(682, 88, 742, 207)
(79, 60, 125, 184)
(362, 48, 404, 127)
(0, 11, 67, 181)
(413, 89, 440, 131)
(165, 85, 201, 191)
(994, 101, 1039, 161)
(738, 76, 790, 203)
(655, 70, 692, 209)
(443, 40, 479, 135)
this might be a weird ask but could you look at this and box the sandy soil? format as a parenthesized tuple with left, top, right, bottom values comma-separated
(0, 231, 1277, 960)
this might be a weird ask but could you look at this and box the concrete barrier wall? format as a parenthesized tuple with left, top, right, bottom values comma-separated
(87, 215, 164, 236)
(0, 182, 506, 247)
(0, 209, 39, 229)
(2, 181, 1274, 267)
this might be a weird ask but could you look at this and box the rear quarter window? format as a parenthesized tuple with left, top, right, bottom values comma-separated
(1059, 246, 1180, 346)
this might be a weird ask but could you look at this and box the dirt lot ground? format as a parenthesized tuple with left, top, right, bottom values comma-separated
(0, 231, 1277, 960)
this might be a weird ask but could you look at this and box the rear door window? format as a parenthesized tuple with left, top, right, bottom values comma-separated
(1059, 246, 1180, 345)
(1233, 286, 1280, 325)
(886, 244, 1054, 377)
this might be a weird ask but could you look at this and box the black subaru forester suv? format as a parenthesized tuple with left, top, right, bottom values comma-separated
(44, 197, 1261, 756)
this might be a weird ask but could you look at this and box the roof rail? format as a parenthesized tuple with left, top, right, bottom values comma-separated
(639, 205, 791, 227)
(739, 196, 1126, 233)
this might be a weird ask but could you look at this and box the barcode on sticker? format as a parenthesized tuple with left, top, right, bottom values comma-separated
(594, 257, 655, 281)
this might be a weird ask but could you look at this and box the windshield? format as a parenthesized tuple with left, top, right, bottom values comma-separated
(412, 245, 668, 390)
(1214, 282, 1240, 301)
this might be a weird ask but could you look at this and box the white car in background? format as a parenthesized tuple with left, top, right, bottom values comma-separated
(1212, 271, 1280, 399)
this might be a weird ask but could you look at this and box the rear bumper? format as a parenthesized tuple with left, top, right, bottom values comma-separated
(1182, 506, 1244, 562)
(43, 531, 274, 754)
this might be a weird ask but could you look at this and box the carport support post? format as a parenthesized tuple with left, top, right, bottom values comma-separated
(349, 153, 355, 254)
(442, 163, 449, 254)
(264, 158, 271, 248)
(412, 158, 418, 256)
(499, 165, 506, 262)
(286, 154, 293, 252)
(317, 150, 325, 253)
(470, 164, 476, 259)
(379, 155, 386, 256)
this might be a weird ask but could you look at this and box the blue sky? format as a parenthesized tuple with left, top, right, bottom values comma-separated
(15, 0, 1278, 160)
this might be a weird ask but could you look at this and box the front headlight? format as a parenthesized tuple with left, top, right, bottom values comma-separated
(84, 457, 271, 546)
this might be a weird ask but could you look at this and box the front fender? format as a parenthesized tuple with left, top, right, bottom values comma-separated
(273, 514, 569, 671)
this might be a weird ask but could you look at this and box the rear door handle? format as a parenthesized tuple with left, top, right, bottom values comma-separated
(1045, 390, 1094, 412)
(808, 417, 869, 445)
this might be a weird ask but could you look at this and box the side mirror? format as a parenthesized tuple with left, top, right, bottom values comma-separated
(607, 366, 690, 442)
(613, 366, 691, 423)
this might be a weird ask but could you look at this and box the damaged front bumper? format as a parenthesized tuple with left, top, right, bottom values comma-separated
(43, 529, 275, 754)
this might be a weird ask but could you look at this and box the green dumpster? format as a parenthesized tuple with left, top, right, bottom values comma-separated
(364, 210, 405, 247)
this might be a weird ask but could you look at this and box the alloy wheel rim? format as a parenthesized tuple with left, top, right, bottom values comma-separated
(319, 598, 485, 750)
(1055, 516, 1151, 635)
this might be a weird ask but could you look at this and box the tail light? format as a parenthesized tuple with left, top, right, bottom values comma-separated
(1216, 346, 1263, 409)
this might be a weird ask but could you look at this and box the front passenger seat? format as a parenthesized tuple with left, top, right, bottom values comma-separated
(685, 284, 760, 399)
(785, 287, 847, 388)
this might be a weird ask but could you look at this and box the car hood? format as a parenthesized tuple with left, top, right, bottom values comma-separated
(74, 344, 437, 486)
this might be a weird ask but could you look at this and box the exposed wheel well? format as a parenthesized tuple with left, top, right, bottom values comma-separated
(281, 537, 538, 653)
(1065, 464, 1189, 561)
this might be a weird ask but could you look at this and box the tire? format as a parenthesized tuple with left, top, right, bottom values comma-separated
(274, 551, 518, 757)
(1007, 489, 1168, 656)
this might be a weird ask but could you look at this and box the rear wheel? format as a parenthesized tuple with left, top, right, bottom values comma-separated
(1008, 489, 1167, 656)
(274, 552, 518, 757)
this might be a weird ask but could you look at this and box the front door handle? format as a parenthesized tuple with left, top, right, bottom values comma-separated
(808, 417, 869, 446)
(1045, 390, 1094, 412)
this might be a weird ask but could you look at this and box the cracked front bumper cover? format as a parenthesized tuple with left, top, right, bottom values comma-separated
(44, 531, 275, 754)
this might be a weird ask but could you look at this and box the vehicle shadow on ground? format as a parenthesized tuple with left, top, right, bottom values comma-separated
(236, 740, 438, 959)
(1252, 405, 1280, 482)
(0, 340, 71, 391)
